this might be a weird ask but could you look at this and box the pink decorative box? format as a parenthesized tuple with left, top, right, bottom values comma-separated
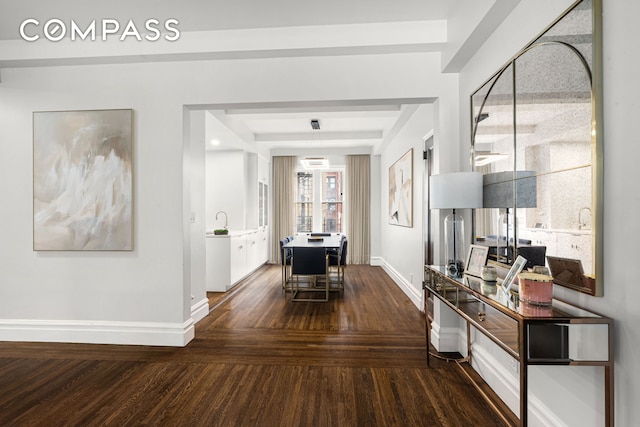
(518, 302, 553, 317)
(518, 272, 554, 306)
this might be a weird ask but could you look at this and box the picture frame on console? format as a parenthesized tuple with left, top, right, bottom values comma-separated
(502, 255, 527, 293)
(464, 244, 489, 277)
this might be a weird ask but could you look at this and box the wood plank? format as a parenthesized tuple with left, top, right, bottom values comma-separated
(0, 265, 508, 426)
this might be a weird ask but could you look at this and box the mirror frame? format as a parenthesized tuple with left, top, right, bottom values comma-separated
(470, 0, 603, 296)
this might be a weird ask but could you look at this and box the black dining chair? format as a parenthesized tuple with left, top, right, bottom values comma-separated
(291, 246, 329, 302)
(517, 245, 547, 270)
(326, 234, 345, 256)
(328, 237, 347, 290)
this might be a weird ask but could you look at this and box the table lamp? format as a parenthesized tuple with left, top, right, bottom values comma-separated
(483, 171, 537, 263)
(430, 172, 483, 276)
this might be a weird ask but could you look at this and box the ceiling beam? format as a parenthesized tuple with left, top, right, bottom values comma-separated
(224, 104, 402, 118)
(255, 130, 382, 143)
(0, 20, 446, 69)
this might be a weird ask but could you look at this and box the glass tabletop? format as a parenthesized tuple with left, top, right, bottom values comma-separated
(426, 265, 603, 319)
(284, 234, 343, 249)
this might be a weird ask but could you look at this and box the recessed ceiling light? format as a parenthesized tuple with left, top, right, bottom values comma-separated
(210, 139, 220, 146)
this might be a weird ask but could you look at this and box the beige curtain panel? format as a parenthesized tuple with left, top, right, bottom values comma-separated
(270, 156, 297, 264)
(346, 155, 371, 264)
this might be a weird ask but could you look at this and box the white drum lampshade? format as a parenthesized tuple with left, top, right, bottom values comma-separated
(430, 172, 483, 276)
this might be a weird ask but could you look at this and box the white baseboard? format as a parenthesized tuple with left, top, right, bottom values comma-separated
(191, 297, 209, 323)
(470, 343, 519, 414)
(0, 318, 195, 347)
(370, 256, 384, 266)
(429, 322, 462, 352)
(377, 258, 422, 310)
(471, 340, 564, 427)
(225, 262, 267, 291)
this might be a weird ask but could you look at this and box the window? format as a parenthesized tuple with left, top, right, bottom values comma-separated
(295, 169, 343, 233)
(321, 171, 343, 233)
(295, 172, 313, 233)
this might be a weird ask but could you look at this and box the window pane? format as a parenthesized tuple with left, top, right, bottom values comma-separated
(322, 202, 342, 232)
(296, 172, 313, 202)
(296, 203, 313, 232)
(322, 171, 343, 202)
(322, 171, 343, 232)
(296, 172, 313, 232)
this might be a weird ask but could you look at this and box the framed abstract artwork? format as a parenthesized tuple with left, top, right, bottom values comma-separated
(389, 148, 413, 227)
(33, 109, 133, 250)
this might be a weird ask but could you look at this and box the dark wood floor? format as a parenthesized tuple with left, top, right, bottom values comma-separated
(0, 265, 507, 426)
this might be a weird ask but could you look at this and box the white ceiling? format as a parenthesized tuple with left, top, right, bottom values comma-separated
(0, 0, 454, 40)
(210, 103, 405, 152)
(0, 0, 520, 152)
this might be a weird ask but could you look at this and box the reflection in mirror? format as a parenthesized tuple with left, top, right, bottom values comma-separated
(514, 41, 593, 276)
(472, 63, 515, 177)
(471, 0, 602, 296)
(472, 64, 515, 264)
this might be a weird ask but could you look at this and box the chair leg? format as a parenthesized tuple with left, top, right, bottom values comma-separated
(282, 263, 291, 293)
(325, 271, 329, 301)
(291, 273, 299, 301)
(281, 264, 286, 291)
(287, 265, 290, 291)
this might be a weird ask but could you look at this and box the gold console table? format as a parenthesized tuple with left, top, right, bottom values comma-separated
(424, 265, 614, 427)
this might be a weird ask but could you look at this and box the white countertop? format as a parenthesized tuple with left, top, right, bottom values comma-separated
(205, 228, 266, 238)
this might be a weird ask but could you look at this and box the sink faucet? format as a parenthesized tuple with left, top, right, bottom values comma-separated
(578, 207, 591, 230)
(216, 211, 228, 229)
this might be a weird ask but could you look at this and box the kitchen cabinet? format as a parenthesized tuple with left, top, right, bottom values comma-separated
(206, 229, 269, 291)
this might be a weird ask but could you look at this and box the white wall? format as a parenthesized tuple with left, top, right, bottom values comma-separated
(0, 51, 452, 346)
(378, 104, 435, 307)
(0, 67, 194, 346)
(205, 150, 246, 231)
(458, 0, 640, 425)
(187, 110, 208, 323)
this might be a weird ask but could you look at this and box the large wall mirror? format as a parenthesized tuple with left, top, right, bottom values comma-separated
(471, 0, 603, 295)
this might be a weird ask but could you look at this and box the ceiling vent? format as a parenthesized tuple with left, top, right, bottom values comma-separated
(301, 157, 329, 169)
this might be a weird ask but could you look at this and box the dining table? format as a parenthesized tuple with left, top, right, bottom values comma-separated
(283, 234, 343, 250)
(283, 234, 344, 301)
